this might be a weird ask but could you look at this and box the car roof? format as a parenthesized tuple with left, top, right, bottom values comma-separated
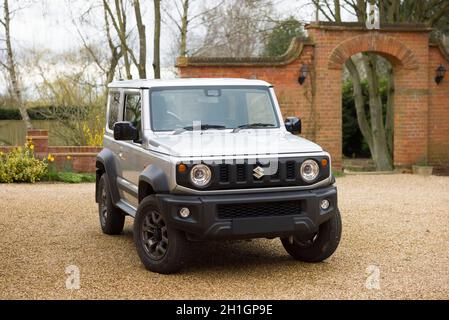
(108, 78, 272, 89)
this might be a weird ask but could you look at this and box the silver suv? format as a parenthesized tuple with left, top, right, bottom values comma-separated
(95, 78, 341, 274)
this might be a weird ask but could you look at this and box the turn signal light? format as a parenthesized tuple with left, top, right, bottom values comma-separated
(178, 164, 187, 173)
(321, 159, 328, 167)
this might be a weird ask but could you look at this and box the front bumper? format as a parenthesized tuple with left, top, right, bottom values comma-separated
(156, 185, 338, 240)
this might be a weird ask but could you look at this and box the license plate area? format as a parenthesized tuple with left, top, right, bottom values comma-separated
(232, 216, 295, 235)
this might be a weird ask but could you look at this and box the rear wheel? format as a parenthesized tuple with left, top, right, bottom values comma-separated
(98, 174, 125, 235)
(134, 195, 187, 274)
(281, 209, 342, 262)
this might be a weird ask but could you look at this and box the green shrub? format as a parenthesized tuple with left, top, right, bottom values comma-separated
(44, 171, 96, 183)
(333, 171, 345, 178)
(0, 144, 48, 183)
(58, 172, 83, 183)
(0, 105, 89, 120)
(0, 108, 21, 120)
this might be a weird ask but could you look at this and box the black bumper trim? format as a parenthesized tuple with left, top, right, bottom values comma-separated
(156, 185, 338, 240)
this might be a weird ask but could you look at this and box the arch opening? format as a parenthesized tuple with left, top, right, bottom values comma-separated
(342, 52, 395, 171)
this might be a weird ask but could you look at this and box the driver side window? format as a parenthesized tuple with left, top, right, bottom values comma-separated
(124, 92, 142, 142)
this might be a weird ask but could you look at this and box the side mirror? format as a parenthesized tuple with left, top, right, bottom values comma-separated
(113, 122, 138, 141)
(285, 117, 301, 134)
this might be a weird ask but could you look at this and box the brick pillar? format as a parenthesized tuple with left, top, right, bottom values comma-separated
(26, 130, 48, 159)
(393, 43, 430, 168)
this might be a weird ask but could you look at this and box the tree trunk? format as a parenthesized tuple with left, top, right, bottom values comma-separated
(180, 0, 190, 57)
(114, 0, 132, 79)
(334, 0, 341, 22)
(345, 58, 374, 152)
(103, 2, 122, 85)
(363, 53, 392, 171)
(106, 51, 121, 85)
(385, 63, 394, 157)
(3, 0, 32, 129)
(355, 0, 366, 21)
(314, 0, 319, 22)
(133, 0, 147, 78)
(153, 0, 161, 79)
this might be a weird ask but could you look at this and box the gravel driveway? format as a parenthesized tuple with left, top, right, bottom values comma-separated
(0, 174, 448, 299)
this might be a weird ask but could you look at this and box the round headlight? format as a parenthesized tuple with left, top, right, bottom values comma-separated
(300, 160, 320, 182)
(190, 164, 212, 187)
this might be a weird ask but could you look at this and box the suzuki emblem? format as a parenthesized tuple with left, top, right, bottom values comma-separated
(253, 166, 265, 179)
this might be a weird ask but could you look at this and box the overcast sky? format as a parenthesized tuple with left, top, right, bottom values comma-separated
(3, 0, 356, 86)
(9, 1, 322, 54)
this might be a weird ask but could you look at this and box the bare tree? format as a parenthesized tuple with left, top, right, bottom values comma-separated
(0, 0, 32, 129)
(178, 0, 190, 57)
(194, 0, 274, 58)
(103, 0, 147, 79)
(153, 0, 161, 79)
(162, 0, 224, 57)
(29, 49, 106, 146)
(104, 0, 131, 79)
(71, 1, 124, 86)
(133, 0, 146, 78)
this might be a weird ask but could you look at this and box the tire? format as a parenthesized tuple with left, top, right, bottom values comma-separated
(98, 174, 125, 235)
(281, 209, 342, 262)
(133, 195, 187, 274)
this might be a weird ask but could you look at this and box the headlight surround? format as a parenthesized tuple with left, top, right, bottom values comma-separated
(300, 159, 320, 182)
(189, 164, 212, 187)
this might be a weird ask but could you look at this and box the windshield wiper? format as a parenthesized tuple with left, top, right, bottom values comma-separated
(173, 124, 226, 135)
(232, 123, 276, 133)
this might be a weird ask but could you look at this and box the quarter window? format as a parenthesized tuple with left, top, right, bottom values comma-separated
(108, 92, 120, 130)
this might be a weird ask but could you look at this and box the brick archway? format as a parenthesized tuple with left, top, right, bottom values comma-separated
(314, 25, 432, 171)
(177, 22, 449, 173)
(322, 32, 425, 170)
(327, 34, 419, 70)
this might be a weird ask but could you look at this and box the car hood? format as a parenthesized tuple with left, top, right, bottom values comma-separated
(149, 130, 323, 157)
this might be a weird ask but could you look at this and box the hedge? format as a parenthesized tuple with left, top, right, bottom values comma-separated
(0, 108, 21, 120)
(0, 106, 89, 120)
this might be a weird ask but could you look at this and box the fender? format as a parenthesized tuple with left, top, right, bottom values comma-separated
(138, 165, 170, 202)
(96, 148, 120, 204)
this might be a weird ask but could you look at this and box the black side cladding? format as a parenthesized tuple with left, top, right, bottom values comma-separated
(138, 165, 170, 202)
(96, 148, 120, 204)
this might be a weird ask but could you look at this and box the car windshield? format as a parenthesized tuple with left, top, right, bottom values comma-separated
(150, 86, 279, 132)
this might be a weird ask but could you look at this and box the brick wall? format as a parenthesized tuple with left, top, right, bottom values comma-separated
(177, 22, 449, 173)
(0, 130, 100, 173)
(428, 45, 449, 174)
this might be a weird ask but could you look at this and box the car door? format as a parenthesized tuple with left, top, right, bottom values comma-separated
(116, 89, 144, 208)
(104, 88, 124, 180)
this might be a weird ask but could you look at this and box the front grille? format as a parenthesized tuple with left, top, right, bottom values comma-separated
(286, 161, 296, 179)
(176, 156, 330, 190)
(236, 164, 246, 182)
(217, 201, 302, 219)
(219, 164, 230, 182)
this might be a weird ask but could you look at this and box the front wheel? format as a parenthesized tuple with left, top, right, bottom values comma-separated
(98, 174, 125, 235)
(133, 196, 188, 274)
(281, 209, 342, 262)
